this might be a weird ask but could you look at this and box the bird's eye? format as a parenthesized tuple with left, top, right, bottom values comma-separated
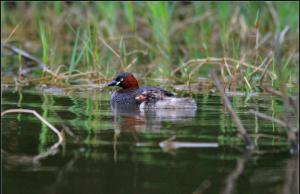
(116, 78, 123, 86)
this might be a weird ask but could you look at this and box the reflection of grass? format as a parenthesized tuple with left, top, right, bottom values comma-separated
(2, 88, 293, 156)
(39, 93, 50, 153)
(1, 2, 298, 94)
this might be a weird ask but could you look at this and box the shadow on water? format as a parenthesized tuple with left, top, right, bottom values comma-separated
(2, 88, 298, 194)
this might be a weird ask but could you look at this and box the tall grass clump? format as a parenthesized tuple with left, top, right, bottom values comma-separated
(96, 2, 119, 36)
(147, 2, 172, 53)
(123, 2, 135, 31)
(146, 2, 173, 77)
(1, 2, 298, 94)
(39, 22, 48, 65)
(68, 29, 90, 74)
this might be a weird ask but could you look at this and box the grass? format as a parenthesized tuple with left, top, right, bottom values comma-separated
(1, 2, 299, 94)
(39, 22, 48, 65)
(123, 2, 135, 31)
(69, 29, 81, 73)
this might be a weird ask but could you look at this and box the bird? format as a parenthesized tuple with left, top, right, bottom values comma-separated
(107, 72, 196, 110)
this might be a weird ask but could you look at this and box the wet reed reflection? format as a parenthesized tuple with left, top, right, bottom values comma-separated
(2, 89, 298, 194)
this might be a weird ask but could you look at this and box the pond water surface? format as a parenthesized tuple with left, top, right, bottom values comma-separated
(2, 87, 298, 194)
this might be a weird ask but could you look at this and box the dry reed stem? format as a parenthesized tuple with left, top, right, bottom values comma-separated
(221, 151, 249, 194)
(283, 156, 299, 194)
(2, 43, 64, 79)
(259, 61, 273, 85)
(224, 57, 233, 77)
(50, 111, 77, 140)
(109, 35, 155, 52)
(33, 141, 61, 163)
(251, 133, 286, 141)
(192, 179, 211, 194)
(98, 36, 122, 64)
(123, 57, 137, 72)
(266, 2, 279, 27)
(4, 23, 21, 43)
(256, 32, 272, 48)
(249, 110, 287, 128)
(263, 86, 298, 120)
(274, 27, 298, 154)
(249, 56, 270, 81)
(210, 70, 255, 150)
(126, 49, 148, 56)
(243, 76, 252, 91)
(172, 57, 276, 79)
(1, 109, 64, 144)
(65, 71, 96, 78)
(169, 10, 211, 35)
(281, 86, 298, 154)
(228, 60, 242, 91)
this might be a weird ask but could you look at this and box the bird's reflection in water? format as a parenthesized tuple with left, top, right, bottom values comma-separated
(111, 105, 197, 161)
(111, 105, 197, 133)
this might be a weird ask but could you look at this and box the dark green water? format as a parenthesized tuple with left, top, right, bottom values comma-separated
(2, 87, 298, 194)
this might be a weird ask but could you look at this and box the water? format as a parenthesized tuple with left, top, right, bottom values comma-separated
(2, 87, 298, 194)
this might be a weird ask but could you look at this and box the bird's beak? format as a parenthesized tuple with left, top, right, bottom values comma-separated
(107, 80, 117, 87)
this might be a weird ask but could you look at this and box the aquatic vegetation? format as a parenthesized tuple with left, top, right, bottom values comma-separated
(1, 2, 298, 92)
(1, 3, 298, 194)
